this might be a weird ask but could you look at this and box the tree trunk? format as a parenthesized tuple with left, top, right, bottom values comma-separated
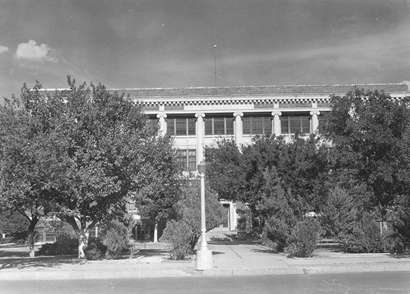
(78, 229, 89, 259)
(27, 216, 38, 258)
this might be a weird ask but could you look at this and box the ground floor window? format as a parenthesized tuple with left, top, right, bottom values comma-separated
(176, 149, 196, 172)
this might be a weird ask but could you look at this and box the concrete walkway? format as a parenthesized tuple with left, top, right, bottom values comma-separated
(0, 227, 409, 280)
(205, 228, 410, 276)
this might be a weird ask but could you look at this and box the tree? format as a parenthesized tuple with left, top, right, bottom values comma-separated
(1, 77, 180, 258)
(0, 83, 63, 256)
(133, 142, 180, 242)
(0, 209, 29, 240)
(325, 89, 410, 221)
(207, 135, 330, 220)
(160, 180, 225, 259)
(206, 135, 330, 252)
(205, 140, 245, 202)
(48, 77, 179, 258)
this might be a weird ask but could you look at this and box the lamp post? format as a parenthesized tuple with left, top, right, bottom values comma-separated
(196, 160, 213, 270)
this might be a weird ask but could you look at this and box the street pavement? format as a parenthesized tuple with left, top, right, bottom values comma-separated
(1, 272, 410, 294)
(0, 227, 410, 281)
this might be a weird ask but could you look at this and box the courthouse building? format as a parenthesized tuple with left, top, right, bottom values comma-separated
(113, 82, 409, 231)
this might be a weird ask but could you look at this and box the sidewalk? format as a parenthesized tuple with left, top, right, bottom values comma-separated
(0, 228, 409, 280)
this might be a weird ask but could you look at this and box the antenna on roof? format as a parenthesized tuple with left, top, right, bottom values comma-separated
(213, 44, 217, 87)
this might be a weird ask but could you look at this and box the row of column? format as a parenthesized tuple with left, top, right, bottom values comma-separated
(157, 110, 321, 165)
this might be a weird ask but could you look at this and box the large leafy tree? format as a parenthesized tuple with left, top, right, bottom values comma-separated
(206, 135, 330, 237)
(1, 77, 180, 258)
(325, 89, 410, 220)
(205, 140, 245, 202)
(0, 83, 64, 256)
(51, 77, 179, 258)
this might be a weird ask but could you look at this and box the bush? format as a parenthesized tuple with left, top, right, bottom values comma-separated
(384, 195, 410, 254)
(262, 216, 293, 252)
(286, 218, 321, 258)
(102, 220, 129, 258)
(339, 213, 383, 253)
(159, 181, 225, 260)
(85, 238, 107, 260)
(160, 220, 196, 260)
(37, 234, 78, 256)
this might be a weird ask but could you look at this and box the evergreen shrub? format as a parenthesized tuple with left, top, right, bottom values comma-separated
(286, 218, 321, 257)
(160, 220, 195, 260)
(85, 238, 107, 260)
(102, 220, 129, 258)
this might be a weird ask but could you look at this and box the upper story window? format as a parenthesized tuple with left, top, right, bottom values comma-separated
(176, 149, 196, 172)
(205, 115, 234, 135)
(243, 115, 272, 135)
(167, 117, 195, 136)
(281, 115, 310, 135)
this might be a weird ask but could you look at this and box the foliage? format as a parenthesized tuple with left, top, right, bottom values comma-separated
(37, 234, 78, 256)
(160, 180, 225, 259)
(319, 186, 369, 238)
(0, 209, 29, 242)
(338, 212, 383, 253)
(0, 82, 62, 256)
(160, 220, 195, 260)
(384, 195, 410, 254)
(205, 140, 245, 202)
(259, 168, 299, 251)
(85, 238, 107, 260)
(286, 218, 321, 258)
(206, 136, 329, 244)
(0, 77, 179, 258)
(325, 89, 410, 220)
(101, 219, 129, 258)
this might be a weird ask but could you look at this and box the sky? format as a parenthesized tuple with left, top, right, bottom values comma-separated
(0, 0, 410, 97)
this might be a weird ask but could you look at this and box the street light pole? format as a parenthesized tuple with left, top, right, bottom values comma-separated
(196, 160, 213, 270)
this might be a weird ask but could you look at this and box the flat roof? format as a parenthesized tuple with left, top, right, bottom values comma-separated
(39, 82, 409, 98)
(108, 83, 409, 98)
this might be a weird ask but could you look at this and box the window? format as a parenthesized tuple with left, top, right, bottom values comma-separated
(176, 149, 196, 172)
(243, 115, 272, 135)
(167, 117, 196, 136)
(205, 116, 234, 135)
(281, 115, 310, 134)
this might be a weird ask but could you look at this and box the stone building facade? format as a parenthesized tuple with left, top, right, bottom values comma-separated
(116, 83, 410, 231)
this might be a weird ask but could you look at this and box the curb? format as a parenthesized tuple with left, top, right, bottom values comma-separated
(1, 262, 409, 281)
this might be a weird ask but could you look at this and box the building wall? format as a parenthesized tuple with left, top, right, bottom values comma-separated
(128, 83, 410, 231)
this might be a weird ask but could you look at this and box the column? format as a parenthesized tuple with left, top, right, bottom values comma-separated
(195, 112, 205, 166)
(272, 110, 282, 136)
(233, 112, 243, 147)
(156, 113, 167, 136)
(310, 110, 320, 133)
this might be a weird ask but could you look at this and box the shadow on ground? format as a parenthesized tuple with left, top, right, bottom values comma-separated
(209, 235, 262, 246)
(251, 248, 278, 254)
(0, 255, 80, 270)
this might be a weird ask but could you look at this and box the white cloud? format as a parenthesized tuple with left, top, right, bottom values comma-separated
(15, 40, 56, 62)
(0, 45, 8, 54)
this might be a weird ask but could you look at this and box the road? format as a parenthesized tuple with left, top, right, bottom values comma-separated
(1, 271, 409, 294)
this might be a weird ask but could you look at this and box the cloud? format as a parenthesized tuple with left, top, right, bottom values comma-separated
(15, 40, 56, 62)
(0, 45, 8, 54)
